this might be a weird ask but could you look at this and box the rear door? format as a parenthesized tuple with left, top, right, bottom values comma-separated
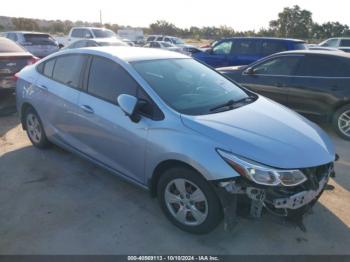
(35, 54, 88, 146)
(74, 56, 151, 183)
(239, 55, 303, 104)
(287, 54, 350, 119)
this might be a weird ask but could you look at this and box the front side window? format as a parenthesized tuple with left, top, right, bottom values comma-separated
(71, 29, 83, 38)
(132, 58, 249, 115)
(87, 56, 138, 103)
(212, 41, 232, 55)
(52, 54, 87, 88)
(253, 56, 301, 76)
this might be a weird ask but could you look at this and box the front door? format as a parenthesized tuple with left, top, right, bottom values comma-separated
(240, 55, 303, 105)
(74, 56, 149, 183)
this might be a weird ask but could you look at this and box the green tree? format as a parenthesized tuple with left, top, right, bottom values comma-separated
(269, 5, 313, 39)
(12, 17, 39, 31)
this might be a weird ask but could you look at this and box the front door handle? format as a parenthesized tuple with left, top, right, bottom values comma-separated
(80, 105, 94, 114)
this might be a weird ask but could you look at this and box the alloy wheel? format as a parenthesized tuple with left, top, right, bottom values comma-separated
(338, 110, 350, 137)
(164, 178, 208, 226)
(26, 113, 42, 144)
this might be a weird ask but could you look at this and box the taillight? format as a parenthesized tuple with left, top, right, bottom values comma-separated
(12, 73, 19, 82)
(27, 56, 40, 65)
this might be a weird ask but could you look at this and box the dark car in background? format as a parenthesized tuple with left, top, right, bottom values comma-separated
(218, 50, 350, 140)
(192, 37, 306, 68)
(4, 31, 60, 58)
(0, 37, 39, 92)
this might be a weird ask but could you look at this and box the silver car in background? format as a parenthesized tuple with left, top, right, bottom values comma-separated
(64, 38, 127, 49)
(16, 47, 336, 234)
(4, 31, 60, 58)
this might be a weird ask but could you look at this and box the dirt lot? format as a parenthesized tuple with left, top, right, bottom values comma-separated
(0, 92, 349, 255)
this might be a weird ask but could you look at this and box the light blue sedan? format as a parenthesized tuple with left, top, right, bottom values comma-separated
(16, 47, 336, 234)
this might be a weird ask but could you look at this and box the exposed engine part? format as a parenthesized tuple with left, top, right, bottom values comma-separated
(250, 200, 264, 218)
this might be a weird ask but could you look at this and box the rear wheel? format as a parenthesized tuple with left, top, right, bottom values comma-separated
(157, 166, 223, 234)
(24, 107, 50, 148)
(332, 104, 350, 140)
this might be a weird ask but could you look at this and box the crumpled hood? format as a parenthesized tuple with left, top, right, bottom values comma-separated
(181, 97, 335, 169)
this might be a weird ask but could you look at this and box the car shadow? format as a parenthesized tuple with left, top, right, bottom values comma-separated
(318, 123, 350, 192)
(0, 90, 17, 117)
(0, 145, 349, 254)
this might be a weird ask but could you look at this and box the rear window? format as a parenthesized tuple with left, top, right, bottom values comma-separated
(24, 34, 57, 46)
(0, 38, 25, 53)
(91, 29, 115, 38)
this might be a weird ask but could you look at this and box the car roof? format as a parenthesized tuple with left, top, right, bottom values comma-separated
(71, 27, 112, 30)
(276, 49, 350, 58)
(88, 38, 124, 43)
(58, 46, 188, 62)
(4, 31, 50, 35)
(222, 37, 305, 42)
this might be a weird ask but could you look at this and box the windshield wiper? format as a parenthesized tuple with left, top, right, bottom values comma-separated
(209, 96, 255, 112)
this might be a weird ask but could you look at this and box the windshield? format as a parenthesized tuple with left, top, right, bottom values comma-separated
(132, 59, 250, 115)
(92, 29, 116, 38)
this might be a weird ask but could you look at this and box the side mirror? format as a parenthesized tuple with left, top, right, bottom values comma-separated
(205, 48, 213, 54)
(244, 67, 255, 75)
(117, 94, 140, 122)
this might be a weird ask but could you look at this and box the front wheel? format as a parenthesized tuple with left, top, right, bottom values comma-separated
(157, 166, 223, 234)
(332, 104, 350, 140)
(24, 107, 50, 148)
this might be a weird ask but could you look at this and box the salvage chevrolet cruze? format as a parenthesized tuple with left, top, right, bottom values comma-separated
(16, 47, 336, 234)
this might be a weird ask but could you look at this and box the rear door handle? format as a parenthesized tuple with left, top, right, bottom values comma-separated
(37, 84, 48, 90)
(80, 105, 94, 114)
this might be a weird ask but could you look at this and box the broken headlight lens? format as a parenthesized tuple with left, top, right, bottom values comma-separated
(217, 149, 307, 186)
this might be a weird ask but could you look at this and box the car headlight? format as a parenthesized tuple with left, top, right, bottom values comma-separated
(217, 149, 307, 186)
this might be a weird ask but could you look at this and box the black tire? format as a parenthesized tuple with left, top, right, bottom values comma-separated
(24, 107, 50, 148)
(332, 104, 350, 140)
(157, 166, 223, 234)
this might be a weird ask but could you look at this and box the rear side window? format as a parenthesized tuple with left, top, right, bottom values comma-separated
(52, 54, 87, 88)
(147, 36, 155, 41)
(261, 41, 288, 55)
(253, 56, 302, 75)
(87, 56, 138, 103)
(43, 59, 56, 78)
(340, 39, 350, 47)
(71, 29, 92, 38)
(296, 55, 350, 77)
(231, 40, 258, 55)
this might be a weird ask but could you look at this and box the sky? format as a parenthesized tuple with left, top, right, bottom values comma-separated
(2, 0, 350, 31)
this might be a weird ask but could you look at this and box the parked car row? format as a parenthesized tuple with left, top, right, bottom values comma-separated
(217, 50, 350, 140)
(0, 37, 39, 91)
(16, 46, 337, 234)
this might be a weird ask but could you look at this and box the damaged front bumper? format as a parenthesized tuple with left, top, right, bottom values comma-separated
(213, 162, 335, 230)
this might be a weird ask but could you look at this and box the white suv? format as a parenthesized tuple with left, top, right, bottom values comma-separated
(66, 27, 118, 45)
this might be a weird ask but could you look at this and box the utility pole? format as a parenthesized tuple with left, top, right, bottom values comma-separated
(100, 10, 103, 26)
